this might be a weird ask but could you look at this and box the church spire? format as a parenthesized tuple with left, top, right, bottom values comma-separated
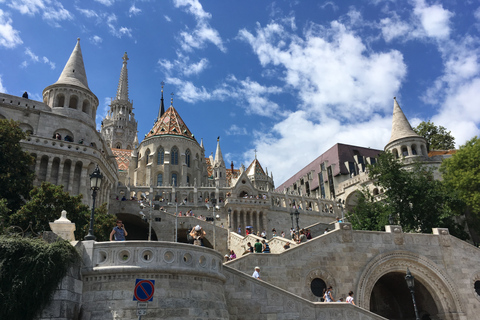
(387, 97, 420, 145)
(115, 52, 129, 101)
(158, 81, 165, 120)
(55, 38, 90, 91)
(214, 136, 225, 167)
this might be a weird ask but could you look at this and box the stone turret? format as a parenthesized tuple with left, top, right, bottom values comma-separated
(213, 137, 227, 187)
(101, 52, 138, 150)
(385, 97, 427, 159)
(42, 38, 99, 127)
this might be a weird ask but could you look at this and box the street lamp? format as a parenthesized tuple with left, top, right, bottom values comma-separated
(227, 207, 232, 229)
(290, 209, 294, 230)
(85, 165, 103, 240)
(294, 208, 300, 231)
(405, 268, 421, 320)
(211, 198, 217, 250)
(337, 199, 345, 222)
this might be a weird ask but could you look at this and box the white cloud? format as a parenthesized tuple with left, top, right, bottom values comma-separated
(95, 0, 114, 6)
(413, 0, 453, 39)
(379, 15, 412, 42)
(0, 9, 23, 48)
(91, 35, 103, 45)
(173, 0, 225, 52)
(164, 15, 171, 22)
(238, 20, 406, 121)
(25, 47, 39, 62)
(173, 0, 211, 21)
(119, 27, 132, 37)
(129, 4, 141, 16)
(8, 0, 72, 26)
(0, 75, 7, 93)
(226, 124, 247, 136)
(42, 56, 55, 69)
(96, 97, 111, 130)
(105, 13, 132, 38)
(158, 52, 209, 77)
(76, 7, 98, 18)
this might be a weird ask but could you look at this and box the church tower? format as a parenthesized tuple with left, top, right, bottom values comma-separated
(101, 52, 138, 150)
(385, 97, 428, 159)
(213, 137, 227, 187)
(42, 38, 99, 127)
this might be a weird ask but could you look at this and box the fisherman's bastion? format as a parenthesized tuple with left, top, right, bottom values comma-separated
(1, 39, 480, 320)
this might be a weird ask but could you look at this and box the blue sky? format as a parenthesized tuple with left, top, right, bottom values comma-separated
(1, 0, 479, 185)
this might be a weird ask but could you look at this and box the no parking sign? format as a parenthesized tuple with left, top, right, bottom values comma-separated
(133, 279, 155, 302)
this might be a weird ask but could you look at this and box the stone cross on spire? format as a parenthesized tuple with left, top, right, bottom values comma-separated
(158, 81, 165, 119)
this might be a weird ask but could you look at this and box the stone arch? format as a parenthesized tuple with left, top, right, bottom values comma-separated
(68, 95, 78, 109)
(401, 145, 408, 157)
(19, 123, 34, 135)
(357, 251, 464, 319)
(55, 93, 65, 108)
(82, 99, 90, 114)
(411, 143, 418, 155)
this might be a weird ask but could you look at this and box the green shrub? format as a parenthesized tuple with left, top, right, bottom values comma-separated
(0, 236, 79, 320)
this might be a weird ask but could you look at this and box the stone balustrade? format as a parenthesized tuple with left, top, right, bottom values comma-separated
(84, 241, 225, 282)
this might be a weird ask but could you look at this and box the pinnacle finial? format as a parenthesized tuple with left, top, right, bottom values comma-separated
(122, 52, 129, 63)
(171, 92, 174, 105)
(77, 37, 80, 42)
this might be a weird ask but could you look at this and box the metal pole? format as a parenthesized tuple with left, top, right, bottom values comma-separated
(85, 189, 97, 240)
(213, 205, 216, 250)
(410, 288, 421, 320)
(175, 201, 178, 242)
(148, 204, 152, 241)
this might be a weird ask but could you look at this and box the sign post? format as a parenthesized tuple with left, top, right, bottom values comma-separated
(133, 279, 155, 319)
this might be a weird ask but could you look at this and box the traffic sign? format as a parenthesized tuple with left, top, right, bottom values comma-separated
(133, 279, 155, 302)
(137, 302, 148, 316)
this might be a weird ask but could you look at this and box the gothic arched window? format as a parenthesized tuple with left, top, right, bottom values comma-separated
(145, 149, 151, 165)
(157, 147, 164, 165)
(171, 173, 178, 186)
(171, 147, 179, 165)
(157, 173, 163, 186)
(185, 149, 191, 167)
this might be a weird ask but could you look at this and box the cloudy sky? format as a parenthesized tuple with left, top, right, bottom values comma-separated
(1, 0, 479, 185)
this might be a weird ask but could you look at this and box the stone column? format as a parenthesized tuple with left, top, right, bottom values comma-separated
(67, 162, 75, 193)
(33, 155, 42, 184)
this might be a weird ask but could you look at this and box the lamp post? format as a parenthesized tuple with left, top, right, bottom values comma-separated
(227, 207, 232, 229)
(290, 209, 294, 230)
(85, 165, 103, 241)
(172, 178, 178, 243)
(405, 268, 421, 320)
(211, 198, 217, 250)
(337, 199, 345, 222)
(294, 208, 300, 231)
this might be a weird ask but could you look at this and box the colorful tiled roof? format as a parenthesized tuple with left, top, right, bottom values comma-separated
(206, 157, 213, 178)
(246, 158, 266, 177)
(428, 149, 456, 157)
(112, 148, 132, 171)
(145, 106, 196, 141)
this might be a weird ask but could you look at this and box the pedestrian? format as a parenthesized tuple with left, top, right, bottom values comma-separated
(252, 266, 261, 279)
(189, 225, 206, 246)
(262, 239, 270, 253)
(306, 228, 312, 240)
(110, 220, 128, 241)
(324, 228, 329, 234)
(254, 239, 263, 253)
(324, 286, 334, 302)
(298, 229, 307, 243)
(229, 250, 236, 260)
(247, 242, 254, 253)
(346, 291, 355, 305)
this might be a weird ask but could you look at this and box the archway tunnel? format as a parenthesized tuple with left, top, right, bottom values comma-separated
(370, 272, 438, 320)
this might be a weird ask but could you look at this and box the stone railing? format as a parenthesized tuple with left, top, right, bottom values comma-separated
(83, 241, 225, 282)
(1, 92, 48, 111)
(268, 236, 297, 253)
(224, 198, 269, 206)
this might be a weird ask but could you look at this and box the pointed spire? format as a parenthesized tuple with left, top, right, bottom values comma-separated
(55, 38, 90, 90)
(158, 81, 165, 119)
(200, 138, 204, 149)
(387, 97, 420, 145)
(115, 52, 129, 101)
(214, 136, 225, 167)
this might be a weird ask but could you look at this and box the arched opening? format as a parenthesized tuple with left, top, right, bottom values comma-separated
(411, 144, 418, 155)
(157, 147, 164, 165)
(401, 146, 408, 157)
(370, 272, 438, 320)
(55, 94, 65, 108)
(310, 278, 327, 298)
(69, 95, 78, 109)
(185, 149, 191, 167)
(82, 100, 90, 114)
(171, 146, 179, 165)
(392, 148, 399, 159)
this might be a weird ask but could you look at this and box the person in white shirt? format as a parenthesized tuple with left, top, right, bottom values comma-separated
(346, 291, 355, 305)
(252, 266, 261, 279)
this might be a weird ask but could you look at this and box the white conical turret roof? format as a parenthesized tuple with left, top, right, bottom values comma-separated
(387, 97, 420, 145)
(54, 38, 90, 91)
(214, 137, 225, 167)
